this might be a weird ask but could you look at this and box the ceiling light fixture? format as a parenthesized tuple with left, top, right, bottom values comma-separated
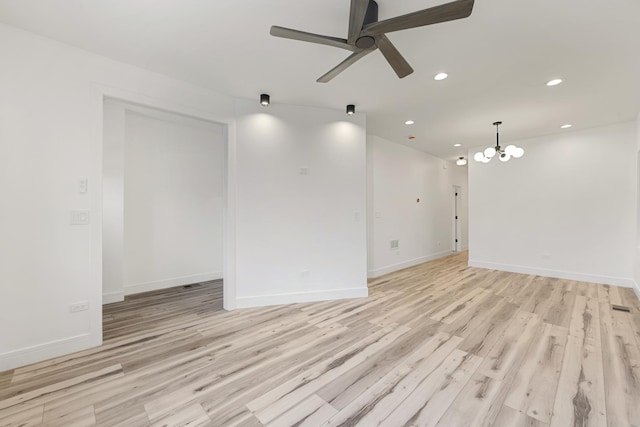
(561, 124, 572, 129)
(405, 120, 415, 125)
(473, 121, 524, 163)
(346, 104, 356, 115)
(546, 78, 563, 86)
(454, 143, 461, 147)
(434, 72, 448, 81)
(456, 157, 467, 166)
(260, 93, 270, 106)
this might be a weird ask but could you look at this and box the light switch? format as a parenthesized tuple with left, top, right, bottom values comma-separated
(78, 179, 88, 194)
(70, 210, 90, 225)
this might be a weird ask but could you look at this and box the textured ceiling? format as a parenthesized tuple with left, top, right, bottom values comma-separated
(1, 0, 639, 161)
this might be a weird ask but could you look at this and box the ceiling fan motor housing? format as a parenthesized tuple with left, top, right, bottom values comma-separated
(355, 1, 378, 49)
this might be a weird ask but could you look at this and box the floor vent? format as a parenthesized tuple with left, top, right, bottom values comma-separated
(611, 304, 631, 313)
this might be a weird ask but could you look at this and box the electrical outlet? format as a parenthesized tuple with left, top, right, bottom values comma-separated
(70, 210, 90, 225)
(69, 301, 89, 313)
(390, 240, 399, 249)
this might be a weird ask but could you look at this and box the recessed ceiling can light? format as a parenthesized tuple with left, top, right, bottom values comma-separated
(561, 124, 572, 129)
(546, 78, 563, 86)
(434, 72, 448, 81)
(405, 120, 415, 125)
(346, 104, 356, 115)
(408, 136, 416, 140)
(260, 93, 270, 106)
(454, 143, 461, 147)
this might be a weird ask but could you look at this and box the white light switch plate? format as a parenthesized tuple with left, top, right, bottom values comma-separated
(78, 179, 88, 194)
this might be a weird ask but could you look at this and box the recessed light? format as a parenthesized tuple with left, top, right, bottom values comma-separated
(405, 120, 415, 125)
(561, 124, 572, 129)
(408, 136, 416, 140)
(434, 72, 448, 81)
(546, 78, 563, 86)
(454, 143, 461, 147)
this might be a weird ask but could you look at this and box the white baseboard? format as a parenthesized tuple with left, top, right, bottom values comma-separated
(633, 280, 640, 300)
(102, 291, 124, 305)
(235, 287, 369, 309)
(368, 251, 452, 278)
(469, 259, 635, 288)
(124, 271, 223, 296)
(0, 333, 99, 372)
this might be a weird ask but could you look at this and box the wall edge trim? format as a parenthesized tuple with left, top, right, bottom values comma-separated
(368, 251, 453, 278)
(124, 272, 223, 296)
(633, 280, 640, 300)
(0, 333, 98, 372)
(102, 291, 125, 305)
(469, 259, 635, 288)
(234, 287, 369, 309)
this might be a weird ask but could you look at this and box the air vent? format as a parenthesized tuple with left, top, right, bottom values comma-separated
(611, 304, 631, 313)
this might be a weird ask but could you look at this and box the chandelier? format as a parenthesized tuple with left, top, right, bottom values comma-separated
(474, 121, 524, 163)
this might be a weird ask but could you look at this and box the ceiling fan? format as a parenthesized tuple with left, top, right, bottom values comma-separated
(270, 0, 475, 83)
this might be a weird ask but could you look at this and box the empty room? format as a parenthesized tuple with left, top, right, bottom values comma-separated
(0, 0, 639, 426)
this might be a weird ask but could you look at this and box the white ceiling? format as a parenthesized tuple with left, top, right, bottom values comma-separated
(1, 0, 639, 161)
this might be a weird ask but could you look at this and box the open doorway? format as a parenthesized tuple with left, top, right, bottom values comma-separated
(452, 185, 462, 252)
(101, 99, 227, 334)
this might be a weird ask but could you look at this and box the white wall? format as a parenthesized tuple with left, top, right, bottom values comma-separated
(0, 23, 234, 371)
(367, 135, 469, 278)
(469, 121, 637, 287)
(102, 101, 126, 303)
(123, 109, 225, 294)
(233, 100, 368, 307)
(635, 114, 640, 297)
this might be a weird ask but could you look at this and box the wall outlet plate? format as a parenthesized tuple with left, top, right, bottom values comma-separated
(70, 301, 89, 313)
(70, 210, 90, 225)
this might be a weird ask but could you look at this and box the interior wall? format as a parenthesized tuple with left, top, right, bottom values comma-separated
(233, 99, 368, 307)
(123, 109, 225, 294)
(0, 23, 234, 371)
(635, 113, 640, 297)
(469, 121, 637, 287)
(367, 135, 469, 278)
(102, 101, 126, 303)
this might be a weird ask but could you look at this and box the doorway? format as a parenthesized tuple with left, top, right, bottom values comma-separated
(102, 99, 227, 315)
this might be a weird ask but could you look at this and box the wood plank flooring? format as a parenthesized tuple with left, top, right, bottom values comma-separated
(1, 252, 640, 426)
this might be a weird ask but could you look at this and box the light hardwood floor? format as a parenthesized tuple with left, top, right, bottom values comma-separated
(1, 252, 640, 426)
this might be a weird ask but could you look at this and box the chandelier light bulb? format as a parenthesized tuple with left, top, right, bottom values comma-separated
(474, 152, 485, 162)
(484, 147, 496, 158)
(513, 147, 524, 158)
(482, 157, 490, 163)
(499, 152, 511, 162)
(504, 145, 517, 156)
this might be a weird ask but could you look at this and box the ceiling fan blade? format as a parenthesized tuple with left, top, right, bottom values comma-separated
(361, 0, 475, 36)
(270, 26, 358, 51)
(348, 0, 370, 44)
(317, 49, 375, 83)
(375, 34, 413, 78)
